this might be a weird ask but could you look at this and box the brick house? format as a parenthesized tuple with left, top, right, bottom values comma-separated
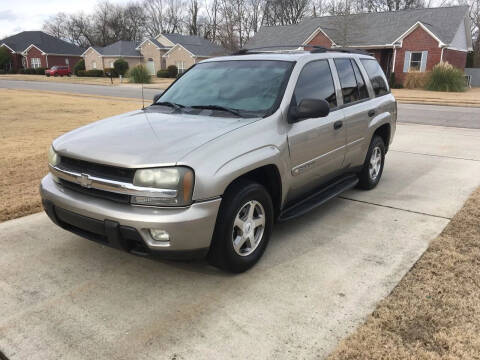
(83, 34, 226, 74)
(246, 6, 473, 84)
(0, 31, 83, 71)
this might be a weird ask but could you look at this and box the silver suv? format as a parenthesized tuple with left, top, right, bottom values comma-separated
(41, 48, 396, 272)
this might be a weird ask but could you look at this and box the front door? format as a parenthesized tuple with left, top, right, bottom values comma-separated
(146, 59, 155, 75)
(287, 60, 347, 202)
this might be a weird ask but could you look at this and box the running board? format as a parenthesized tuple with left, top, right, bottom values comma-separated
(278, 174, 358, 222)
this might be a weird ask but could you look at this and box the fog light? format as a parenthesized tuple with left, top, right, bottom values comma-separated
(149, 229, 170, 242)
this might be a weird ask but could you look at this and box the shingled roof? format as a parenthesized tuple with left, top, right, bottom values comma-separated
(245, 6, 470, 49)
(162, 33, 227, 57)
(0, 31, 83, 55)
(95, 40, 141, 57)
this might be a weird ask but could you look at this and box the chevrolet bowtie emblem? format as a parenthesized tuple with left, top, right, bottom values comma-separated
(78, 173, 93, 188)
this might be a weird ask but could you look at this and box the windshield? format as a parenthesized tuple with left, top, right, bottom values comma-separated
(51, 66, 58, 70)
(157, 60, 293, 117)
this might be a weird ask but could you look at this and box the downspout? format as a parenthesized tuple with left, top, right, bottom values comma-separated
(392, 46, 397, 74)
(46, 54, 49, 68)
(440, 46, 445, 63)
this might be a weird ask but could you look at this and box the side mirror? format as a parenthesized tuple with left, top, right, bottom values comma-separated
(288, 98, 330, 123)
(153, 93, 162, 104)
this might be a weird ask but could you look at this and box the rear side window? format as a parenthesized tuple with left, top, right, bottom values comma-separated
(334, 59, 368, 104)
(360, 59, 389, 97)
(293, 60, 337, 109)
(351, 60, 369, 100)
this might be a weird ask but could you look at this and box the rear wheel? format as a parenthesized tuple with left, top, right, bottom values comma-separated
(208, 179, 273, 273)
(357, 135, 385, 190)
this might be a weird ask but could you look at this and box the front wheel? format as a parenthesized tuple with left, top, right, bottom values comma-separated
(208, 179, 273, 273)
(357, 136, 385, 190)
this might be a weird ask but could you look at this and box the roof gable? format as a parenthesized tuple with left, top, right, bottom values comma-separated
(160, 33, 226, 56)
(246, 6, 470, 49)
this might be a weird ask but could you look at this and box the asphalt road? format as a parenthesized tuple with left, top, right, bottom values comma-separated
(1, 78, 479, 128)
(0, 79, 161, 101)
(1, 123, 480, 359)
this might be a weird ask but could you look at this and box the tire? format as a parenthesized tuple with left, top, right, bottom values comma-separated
(357, 135, 385, 190)
(208, 179, 274, 273)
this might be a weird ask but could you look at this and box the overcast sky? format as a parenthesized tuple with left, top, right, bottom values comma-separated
(0, 0, 130, 39)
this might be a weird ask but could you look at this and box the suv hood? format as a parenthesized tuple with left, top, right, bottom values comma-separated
(53, 109, 257, 168)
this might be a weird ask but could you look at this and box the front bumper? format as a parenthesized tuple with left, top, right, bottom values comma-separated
(40, 174, 221, 258)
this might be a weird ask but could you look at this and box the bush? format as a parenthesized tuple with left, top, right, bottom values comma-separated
(104, 68, 118, 77)
(77, 70, 86, 77)
(24, 68, 36, 74)
(0, 69, 5, 75)
(73, 59, 85, 76)
(85, 69, 104, 77)
(8, 68, 16, 74)
(18, 69, 25, 74)
(425, 61, 465, 92)
(35, 67, 45, 75)
(114, 58, 129, 76)
(157, 69, 170, 78)
(167, 65, 178, 78)
(404, 71, 430, 89)
(128, 64, 151, 83)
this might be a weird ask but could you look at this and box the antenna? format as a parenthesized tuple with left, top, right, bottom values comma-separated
(141, 82, 145, 110)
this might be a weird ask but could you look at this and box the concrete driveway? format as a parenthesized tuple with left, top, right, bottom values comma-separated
(1, 122, 480, 360)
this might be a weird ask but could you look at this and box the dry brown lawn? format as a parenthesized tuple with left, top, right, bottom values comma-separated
(0, 89, 141, 222)
(328, 187, 480, 360)
(0, 74, 175, 89)
(392, 87, 480, 107)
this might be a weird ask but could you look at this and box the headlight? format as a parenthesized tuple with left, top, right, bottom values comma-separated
(48, 146, 59, 167)
(132, 167, 194, 206)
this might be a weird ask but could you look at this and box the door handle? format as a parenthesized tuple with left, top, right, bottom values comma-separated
(333, 121, 343, 130)
(368, 110, 376, 117)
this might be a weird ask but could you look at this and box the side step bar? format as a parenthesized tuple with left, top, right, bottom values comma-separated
(278, 174, 359, 222)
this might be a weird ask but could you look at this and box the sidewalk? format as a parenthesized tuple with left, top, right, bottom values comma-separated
(392, 88, 480, 107)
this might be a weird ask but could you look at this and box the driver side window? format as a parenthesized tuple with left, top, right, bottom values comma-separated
(293, 60, 337, 109)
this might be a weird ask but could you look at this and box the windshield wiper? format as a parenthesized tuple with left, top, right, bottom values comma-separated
(190, 104, 244, 117)
(152, 101, 185, 110)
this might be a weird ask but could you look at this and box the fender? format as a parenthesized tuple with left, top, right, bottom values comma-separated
(192, 145, 290, 205)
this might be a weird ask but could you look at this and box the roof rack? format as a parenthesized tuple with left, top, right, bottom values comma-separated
(231, 45, 369, 56)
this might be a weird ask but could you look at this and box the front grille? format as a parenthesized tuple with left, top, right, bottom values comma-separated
(59, 179, 131, 204)
(59, 156, 135, 182)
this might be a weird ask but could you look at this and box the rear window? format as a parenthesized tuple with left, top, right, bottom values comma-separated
(360, 59, 389, 97)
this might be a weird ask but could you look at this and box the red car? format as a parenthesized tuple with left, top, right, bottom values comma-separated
(45, 66, 71, 77)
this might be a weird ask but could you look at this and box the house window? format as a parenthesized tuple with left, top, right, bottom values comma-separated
(110, 61, 114, 68)
(30, 58, 41, 69)
(65, 58, 69, 65)
(176, 61, 185, 74)
(92, 61, 97, 69)
(409, 52, 422, 71)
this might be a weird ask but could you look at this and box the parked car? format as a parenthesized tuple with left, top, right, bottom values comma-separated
(40, 48, 396, 272)
(45, 66, 71, 77)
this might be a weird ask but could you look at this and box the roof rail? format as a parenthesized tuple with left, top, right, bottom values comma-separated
(231, 45, 370, 56)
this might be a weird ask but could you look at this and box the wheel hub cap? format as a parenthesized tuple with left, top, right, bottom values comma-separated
(232, 200, 266, 256)
(369, 146, 382, 181)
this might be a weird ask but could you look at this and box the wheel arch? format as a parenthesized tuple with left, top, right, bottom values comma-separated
(223, 164, 283, 219)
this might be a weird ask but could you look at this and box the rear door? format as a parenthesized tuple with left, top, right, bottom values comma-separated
(333, 58, 371, 168)
(286, 59, 347, 201)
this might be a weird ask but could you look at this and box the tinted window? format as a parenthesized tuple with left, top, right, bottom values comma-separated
(351, 60, 369, 100)
(334, 59, 360, 104)
(293, 60, 336, 109)
(360, 59, 389, 97)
